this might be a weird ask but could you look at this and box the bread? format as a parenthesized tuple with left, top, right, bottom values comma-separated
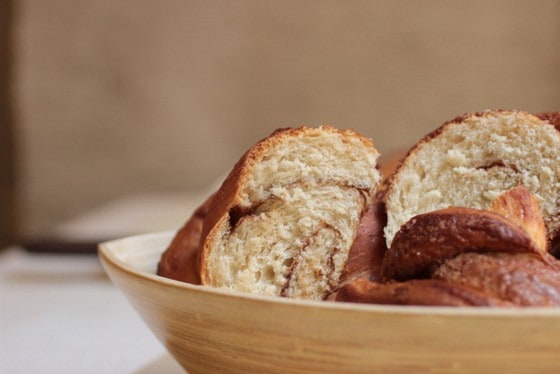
(334, 278, 512, 307)
(336, 249, 560, 307)
(381, 206, 544, 281)
(157, 194, 388, 291)
(199, 126, 382, 300)
(433, 252, 560, 307)
(157, 111, 560, 307)
(537, 111, 560, 130)
(383, 186, 549, 279)
(489, 185, 548, 252)
(383, 110, 560, 249)
(157, 194, 214, 284)
(336, 186, 560, 307)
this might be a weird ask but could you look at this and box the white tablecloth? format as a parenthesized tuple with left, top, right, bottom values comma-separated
(0, 187, 227, 373)
(0, 247, 185, 373)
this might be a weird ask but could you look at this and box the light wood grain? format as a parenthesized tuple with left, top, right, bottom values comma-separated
(99, 232, 560, 373)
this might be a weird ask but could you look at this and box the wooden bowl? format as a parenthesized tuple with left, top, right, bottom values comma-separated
(99, 232, 560, 373)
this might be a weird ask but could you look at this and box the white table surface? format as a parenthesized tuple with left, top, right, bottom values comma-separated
(0, 190, 222, 373)
(0, 247, 185, 374)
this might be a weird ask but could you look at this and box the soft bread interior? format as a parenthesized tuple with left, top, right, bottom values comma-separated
(206, 186, 364, 299)
(385, 111, 560, 248)
(204, 127, 381, 300)
(239, 129, 379, 207)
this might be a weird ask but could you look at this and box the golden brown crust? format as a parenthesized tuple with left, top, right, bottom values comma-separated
(536, 111, 560, 130)
(381, 207, 542, 281)
(157, 194, 214, 285)
(490, 186, 548, 253)
(381, 110, 550, 208)
(334, 278, 512, 307)
(381, 109, 560, 258)
(199, 152, 250, 250)
(198, 141, 259, 283)
(340, 186, 560, 308)
(199, 125, 379, 286)
(335, 251, 560, 307)
(433, 252, 560, 307)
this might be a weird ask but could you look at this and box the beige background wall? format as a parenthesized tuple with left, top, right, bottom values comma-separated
(14, 0, 560, 234)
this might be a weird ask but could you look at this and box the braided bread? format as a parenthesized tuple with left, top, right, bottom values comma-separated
(199, 126, 382, 300)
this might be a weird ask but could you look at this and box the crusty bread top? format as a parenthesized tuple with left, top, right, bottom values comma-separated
(199, 126, 382, 298)
(433, 252, 560, 307)
(383, 110, 560, 248)
(381, 206, 544, 281)
(334, 278, 512, 307)
(156, 194, 214, 284)
(201, 126, 380, 247)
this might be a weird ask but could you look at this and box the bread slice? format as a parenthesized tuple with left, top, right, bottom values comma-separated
(383, 110, 560, 248)
(381, 206, 544, 281)
(199, 126, 381, 300)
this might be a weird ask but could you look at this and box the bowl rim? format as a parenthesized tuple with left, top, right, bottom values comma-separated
(98, 231, 560, 318)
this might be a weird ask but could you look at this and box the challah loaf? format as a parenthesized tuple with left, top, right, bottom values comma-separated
(336, 187, 560, 307)
(334, 278, 512, 307)
(381, 206, 544, 281)
(433, 251, 560, 307)
(199, 126, 382, 300)
(157, 110, 560, 307)
(383, 110, 560, 249)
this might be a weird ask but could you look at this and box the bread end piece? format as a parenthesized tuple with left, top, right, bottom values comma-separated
(200, 126, 382, 300)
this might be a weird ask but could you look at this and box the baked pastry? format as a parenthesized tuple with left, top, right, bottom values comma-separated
(433, 251, 560, 307)
(381, 206, 544, 281)
(336, 250, 560, 307)
(157, 194, 214, 284)
(158, 111, 560, 307)
(199, 126, 382, 300)
(157, 195, 388, 289)
(382, 186, 549, 280)
(334, 278, 512, 307)
(382, 110, 560, 249)
(489, 184, 547, 252)
(336, 187, 560, 307)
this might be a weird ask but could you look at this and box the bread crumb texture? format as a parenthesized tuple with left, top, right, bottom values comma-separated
(385, 111, 560, 248)
(205, 127, 381, 300)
